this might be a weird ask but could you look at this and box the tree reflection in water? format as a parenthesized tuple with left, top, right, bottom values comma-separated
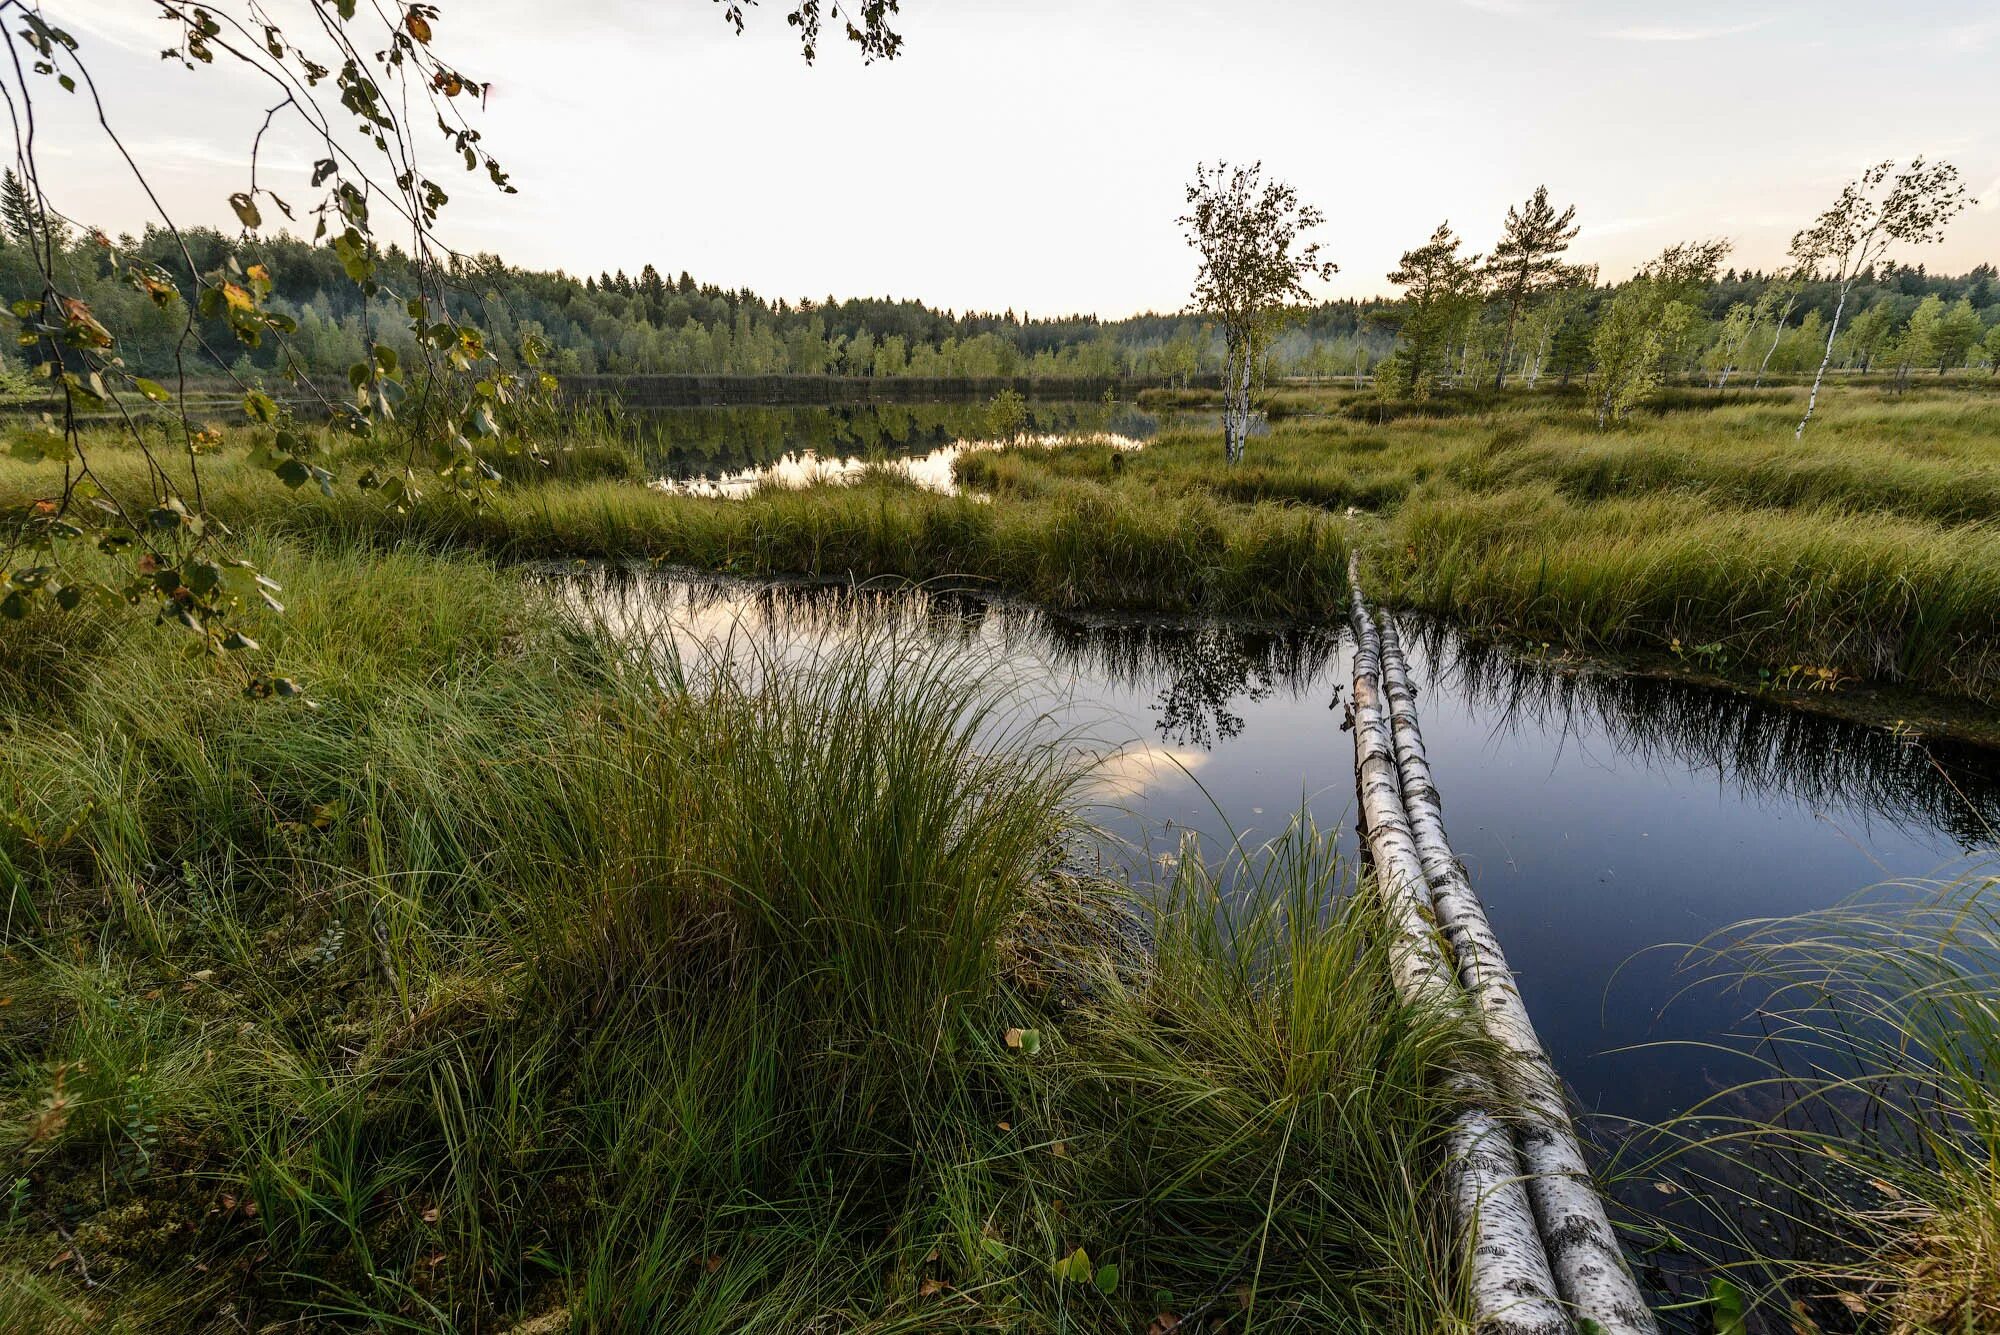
(560, 568, 2000, 851)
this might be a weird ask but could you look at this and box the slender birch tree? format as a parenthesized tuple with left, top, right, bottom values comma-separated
(1180, 162, 1336, 465)
(1750, 275, 1807, 387)
(1590, 240, 1729, 426)
(1710, 302, 1755, 389)
(1484, 186, 1581, 390)
(1934, 296, 1984, 374)
(1793, 157, 1970, 439)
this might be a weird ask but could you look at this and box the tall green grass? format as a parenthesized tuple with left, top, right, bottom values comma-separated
(0, 537, 1470, 1331)
(1, 440, 1353, 620)
(1628, 874, 2000, 1332)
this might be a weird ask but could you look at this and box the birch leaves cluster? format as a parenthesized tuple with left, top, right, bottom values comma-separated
(1179, 161, 1337, 464)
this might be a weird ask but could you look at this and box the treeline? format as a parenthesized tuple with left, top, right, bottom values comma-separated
(1364, 179, 2000, 417)
(0, 172, 1382, 386)
(1377, 246, 2000, 401)
(1, 170, 1995, 393)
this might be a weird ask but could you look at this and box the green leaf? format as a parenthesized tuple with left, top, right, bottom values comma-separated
(8, 426, 69, 462)
(1052, 1247, 1091, 1283)
(274, 458, 311, 489)
(132, 377, 172, 403)
(228, 191, 262, 229)
(183, 562, 222, 598)
(1093, 1263, 1119, 1296)
(1707, 1277, 1746, 1335)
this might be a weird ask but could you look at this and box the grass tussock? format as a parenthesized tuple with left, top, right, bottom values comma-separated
(0, 536, 1471, 1332)
(976, 384, 2000, 706)
(1631, 876, 2000, 1332)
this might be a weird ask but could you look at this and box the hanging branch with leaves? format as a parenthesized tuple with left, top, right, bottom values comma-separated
(0, 0, 902, 699)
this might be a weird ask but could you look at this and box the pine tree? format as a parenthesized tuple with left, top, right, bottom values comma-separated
(0, 169, 63, 252)
(0, 169, 35, 246)
(1380, 222, 1484, 400)
(1485, 186, 1581, 389)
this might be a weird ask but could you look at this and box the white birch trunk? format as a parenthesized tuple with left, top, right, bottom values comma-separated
(1348, 565, 1570, 1335)
(1795, 279, 1852, 442)
(1222, 334, 1254, 465)
(1375, 614, 1658, 1335)
(1752, 294, 1797, 388)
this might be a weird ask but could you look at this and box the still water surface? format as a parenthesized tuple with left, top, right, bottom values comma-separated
(577, 398, 1163, 495)
(565, 568, 2000, 1133)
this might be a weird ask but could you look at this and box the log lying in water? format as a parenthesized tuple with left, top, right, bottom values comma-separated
(1374, 611, 1660, 1335)
(1348, 573, 1569, 1335)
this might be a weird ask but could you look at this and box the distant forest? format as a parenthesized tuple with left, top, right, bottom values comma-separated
(2, 179, 1997, 388)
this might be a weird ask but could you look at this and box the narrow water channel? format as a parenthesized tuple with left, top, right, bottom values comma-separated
(563, 568, 2000, 1137)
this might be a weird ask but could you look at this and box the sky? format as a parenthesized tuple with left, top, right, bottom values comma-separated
(33, 0, 2000, 317)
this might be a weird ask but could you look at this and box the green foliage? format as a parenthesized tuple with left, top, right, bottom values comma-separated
(1377, 222, 1485, 401)
(1589, 239, 1730, 425)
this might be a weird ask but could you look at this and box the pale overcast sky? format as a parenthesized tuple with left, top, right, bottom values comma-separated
(35, 1, 2000, 316)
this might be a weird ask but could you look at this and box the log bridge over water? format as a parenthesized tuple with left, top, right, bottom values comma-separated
(1347, 557, 1658, 1335)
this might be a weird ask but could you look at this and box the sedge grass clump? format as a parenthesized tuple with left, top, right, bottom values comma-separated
(1632, 875, 2000, 1332)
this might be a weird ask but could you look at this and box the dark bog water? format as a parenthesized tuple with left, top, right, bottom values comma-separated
(563, 568, 2000, 1133)
(574, 398, 1162, 494)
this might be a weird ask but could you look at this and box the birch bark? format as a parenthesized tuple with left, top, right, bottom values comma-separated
(1348, 567, 1569, 1335)
(1796, 281, 1852, 441)
(1375, 614, 1658, 1335)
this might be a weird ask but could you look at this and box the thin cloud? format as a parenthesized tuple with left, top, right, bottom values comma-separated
(1606, 17, 1775, 42)
(1942, 18, 2000, 51)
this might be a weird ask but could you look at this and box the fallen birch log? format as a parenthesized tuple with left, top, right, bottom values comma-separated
(1375, 611, 1658, 1335)
(1348, 569, 1569, 1335)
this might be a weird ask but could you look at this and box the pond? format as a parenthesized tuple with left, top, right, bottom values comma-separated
(570, 398, 1164, 495)
(562, 567, 2000, 1135)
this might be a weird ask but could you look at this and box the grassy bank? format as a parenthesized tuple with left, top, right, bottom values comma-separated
(9, 381, 1999, 713)
(1, 440, 1352, 622)
(974, 385, 2000, 712)
(0, 536, 1473, 1331)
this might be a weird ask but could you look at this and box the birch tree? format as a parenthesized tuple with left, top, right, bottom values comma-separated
(1590, 240, 1729, 426)
(1793, 158, 1970, 439)
(1180, 162, 1337, 464)
(1934, 297, 1984, 374)
(1485, 186, 1582, 390)
(1750, 275, 1806, 387)
(1710, 302, 1755, 389)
